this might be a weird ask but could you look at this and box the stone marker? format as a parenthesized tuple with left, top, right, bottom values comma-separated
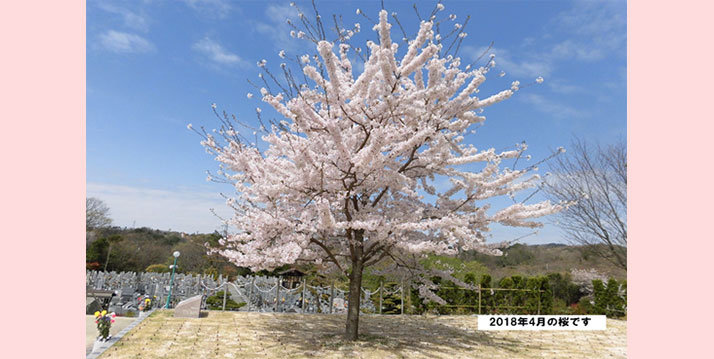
(174, 294, 202, 318)
(332, 298, 347, 313)
(86, 298, 102, 315)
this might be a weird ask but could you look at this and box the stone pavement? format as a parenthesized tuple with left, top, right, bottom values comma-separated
(86, 311, 155, 357)
(97, 311, 626, 358)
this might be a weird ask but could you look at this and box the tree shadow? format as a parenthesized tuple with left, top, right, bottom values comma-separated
(251, 313, 537, 357)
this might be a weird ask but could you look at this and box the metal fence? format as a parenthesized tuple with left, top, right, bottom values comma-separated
(86, 270, 546, 315)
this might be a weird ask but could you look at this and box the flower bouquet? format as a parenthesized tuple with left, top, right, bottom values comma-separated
(138, 296, 154, 312)
(94, 310, 116, 341)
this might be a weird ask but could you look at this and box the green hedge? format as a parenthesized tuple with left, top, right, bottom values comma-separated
(407, 274, 552, 315)
(205, 291, 246, 311)
(591, 278, 627, 317)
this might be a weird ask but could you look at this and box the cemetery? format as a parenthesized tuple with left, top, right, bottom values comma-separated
(87, 269, 626, 357)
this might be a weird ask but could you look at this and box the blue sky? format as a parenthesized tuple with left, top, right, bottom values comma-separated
(87, 0, 626, 243)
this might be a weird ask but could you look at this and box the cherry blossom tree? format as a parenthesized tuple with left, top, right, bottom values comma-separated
(193, 2, 565, 340)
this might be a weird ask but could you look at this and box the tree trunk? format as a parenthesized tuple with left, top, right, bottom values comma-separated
(345, 243, 364, 341)
(103, 243, 113, 272)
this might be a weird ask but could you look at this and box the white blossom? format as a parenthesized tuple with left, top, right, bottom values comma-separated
(197, 7, 562, 308)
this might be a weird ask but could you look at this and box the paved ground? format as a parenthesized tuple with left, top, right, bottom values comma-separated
(86, 315, 136, 355)
(98, 310, 626, 358)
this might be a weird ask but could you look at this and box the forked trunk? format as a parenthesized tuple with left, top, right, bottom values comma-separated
(345, 253, 364, 340)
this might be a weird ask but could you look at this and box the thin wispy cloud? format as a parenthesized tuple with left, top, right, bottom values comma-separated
(547, 1, 626, 62)
(87, 182, 232, 233)
(97, 3, 150, 32)
(99, 30, 154, 53)
(547, 79, 586, 95)
(519, 93, 588, 120)
(255, 3, 305, 53)
(462, 45, 552, 79)
(182, 0, 232, 19)
(192, 37, 250, 68)
(463, 1, 624, 82)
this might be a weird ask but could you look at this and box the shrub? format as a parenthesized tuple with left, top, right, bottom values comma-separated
(205, 291, 246, 311)
(146, 264, 170, 273)
(547, 272, 585, 305)
(374, 282, 402, 314)
(591, 278, 626, 317)
(578, 295, 594, 314)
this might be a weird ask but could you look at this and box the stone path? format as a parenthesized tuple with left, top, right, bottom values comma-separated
(86, 311, 155, 358)
(98, 311, 626, 358)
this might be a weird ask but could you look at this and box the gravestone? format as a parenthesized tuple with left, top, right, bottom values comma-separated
(86, 298, 102, 315)
(174, 294, 202, 318)
(332, 297, 347, 313)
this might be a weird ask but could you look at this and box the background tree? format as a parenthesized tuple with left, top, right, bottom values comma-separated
(86, 197, 112, 230)
(103, 234, 123, 271)
(85, 227, 245, 276)
(195, 3, 564, 340)
(170, 240, 211, 273)
(542, 140, 627, 269)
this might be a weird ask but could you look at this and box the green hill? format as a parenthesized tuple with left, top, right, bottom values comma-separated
(87, 227, 625, 282)
(85, 227, 247, 278)
(460, 243, 626, 280)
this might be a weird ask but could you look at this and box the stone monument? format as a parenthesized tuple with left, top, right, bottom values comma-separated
(86, 297, 102, 315)
(174, 294, 202, 318)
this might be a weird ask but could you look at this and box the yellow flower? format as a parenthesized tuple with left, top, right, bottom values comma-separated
(145, 298, 151, 302)
(101, 310, 107, 316)
(94, 311, 100, 317)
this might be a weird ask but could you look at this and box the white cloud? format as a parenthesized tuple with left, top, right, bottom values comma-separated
(97, 3, 150, 32)
(547, 1, 626, 62)
(487, 223, 566, 245)
(192, 37, 250, 68)
(462, 1, 625, 81)
(255, 4, 306, 53)
(87, 182, 233, 233)
(462, 45, 552, 78)
(182, 0, 232, 18)
(550, 40, 606, 62)
(519, 93, 587, 120)
(547, 79, 586, 95)
(99, 30, 154, 53)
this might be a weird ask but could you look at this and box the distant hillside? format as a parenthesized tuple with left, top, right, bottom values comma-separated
(460, 243, 626, 280)
(87, 227, 625, 281)
(85, 226, 246, 277)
